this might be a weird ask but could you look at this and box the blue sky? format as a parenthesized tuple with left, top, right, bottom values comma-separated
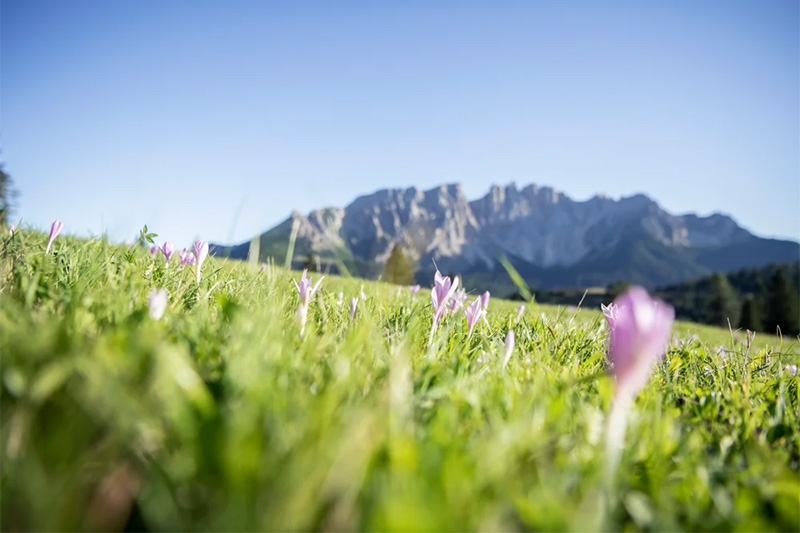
(2, 0, 798, 246)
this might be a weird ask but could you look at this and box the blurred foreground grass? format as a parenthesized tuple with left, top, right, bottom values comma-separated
(1, 229, 798, 531)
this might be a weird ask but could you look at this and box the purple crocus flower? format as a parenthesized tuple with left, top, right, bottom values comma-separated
(464, 296, 485, 337)
(194, 240, 208, 283)
(160, 241, 175, 265)
(431, 271, 459, 320)
(601, 303, 619, 330)
(349, 297, 358, 320)
(295, 269, 323, 306)
(449, 288, 467, 312)
(179, 248, 196, 267)
(786, 364, 798, 377)
(293, 269, 324, 336)
(410, 284, 421, 295)
(429, 270, 460, 344)
(604, 287, 674, 479)
(149, 245, 159, 256)
(8, 224, 15, 236)
(502, 329, 515, 368)
(606, 287, 674, 401)
(479, 290, 491, 325)
(46, 220, 63, 254)
(516, 304, 525, 321)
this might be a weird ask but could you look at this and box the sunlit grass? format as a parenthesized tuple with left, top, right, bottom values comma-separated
(1, 228, 798, 531)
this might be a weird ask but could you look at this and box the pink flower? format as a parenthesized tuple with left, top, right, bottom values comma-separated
(503, 330, 515, 368)
(349, 297, 358, 320)
(179, 248, 196, 267)
(160, 242, 175, 264)
(464, 296, 485, 337)
(429, 270, 459, 345)
(449, 288, 467, 312)
(431, 271, 459, 319)
(193, 240, 208, 283)
(149, 245, 158, 256)
(606, 287, 674, 400)
(601, 303, 619, 330)
(516, 304, 525, 321)
(46, 220, 63, 254)
(479, 290, 491, 326)
(293, 269, 324, 336)
(410, 284, 421, 295)
(8, 224, 15, 236)
(295, 269, 324, 306)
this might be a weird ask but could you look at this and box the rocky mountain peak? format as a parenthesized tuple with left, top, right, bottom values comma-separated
(214, 181, 798, 289)
(283, 182, 760, 266)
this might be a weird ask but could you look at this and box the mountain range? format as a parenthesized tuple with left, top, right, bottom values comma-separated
(211, 183, 799, 292)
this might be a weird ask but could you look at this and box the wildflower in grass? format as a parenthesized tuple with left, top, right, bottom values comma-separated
(148, 289, 168, 320)
(449, 288, 467, 312)
(350, 297, 358, 320)
(46, 220, 63, 254)
(604, 286, 674, 479)
(194, 240, 208, 283)
(480, 290, 491, 325)
(148, 245, 158, 256)
(8, 224, 15, 235)
(429, 270, 459, 345)
(360, 288, 367, 301)
(516, 304, 525, 321)
(179, 248, 196, 267)
(606, 288, 673, 400)
(160, 241, 175, 265)
(464, 296, 485, 337)
(502, 329, 515, 368)
(481, 291, 490, 309)
(786, 365, 798, 376)
(293, 269, 324, 337)
(410, 284, 420, 295)
(337, 292, 344, 305)
(601, 302, 618, 330)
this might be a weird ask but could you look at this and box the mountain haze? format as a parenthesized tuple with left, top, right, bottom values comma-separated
(212, 183, 799, 291)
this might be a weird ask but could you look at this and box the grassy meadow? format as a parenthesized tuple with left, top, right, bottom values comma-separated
(1, 228, 798, 531)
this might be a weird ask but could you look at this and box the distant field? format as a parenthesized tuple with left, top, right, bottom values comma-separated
(1, 229, 798, 531)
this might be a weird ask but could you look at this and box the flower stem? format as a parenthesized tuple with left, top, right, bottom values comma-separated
(427, 318, 438, 347)
(604, 393, 631, 484)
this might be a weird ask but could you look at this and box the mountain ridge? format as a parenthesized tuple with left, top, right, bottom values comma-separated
(211, 182, 798, 289)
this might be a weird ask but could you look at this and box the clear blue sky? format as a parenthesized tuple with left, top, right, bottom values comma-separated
(3, 0, 798, 246)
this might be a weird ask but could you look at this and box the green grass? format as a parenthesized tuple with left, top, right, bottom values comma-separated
(1, 229, 798, 531)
